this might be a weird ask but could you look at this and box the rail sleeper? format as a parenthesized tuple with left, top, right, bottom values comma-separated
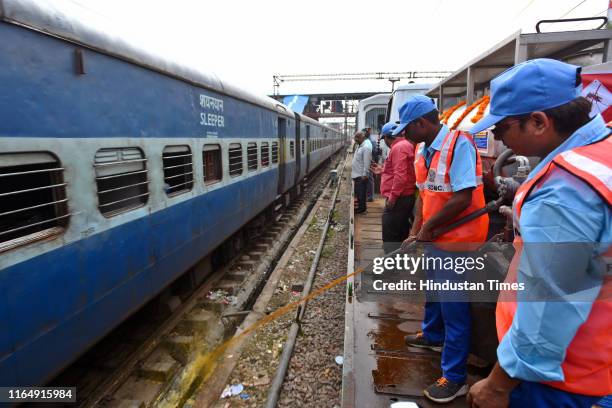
(138, 348, 179, 382)
(177, 310, 217, 334)
(163, 335, 196, 365)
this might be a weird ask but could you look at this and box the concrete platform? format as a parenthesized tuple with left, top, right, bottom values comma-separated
(343, 197, 483, 408)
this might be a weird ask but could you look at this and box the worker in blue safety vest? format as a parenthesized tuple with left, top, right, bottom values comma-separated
(467, 59, 612, 408)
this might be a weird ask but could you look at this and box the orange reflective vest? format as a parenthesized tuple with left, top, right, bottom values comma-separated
(414, 129, 489, 245)
(497, 135, 612, 396)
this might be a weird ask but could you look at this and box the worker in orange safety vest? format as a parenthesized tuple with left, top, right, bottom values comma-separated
(398, 95, 489, 403)
(467, 59, 611, 408)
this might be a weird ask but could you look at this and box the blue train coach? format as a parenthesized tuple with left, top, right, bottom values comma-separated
(0, 0, 343, 386)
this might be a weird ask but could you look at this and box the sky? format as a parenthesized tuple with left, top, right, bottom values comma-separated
(71, 0, 608, 96)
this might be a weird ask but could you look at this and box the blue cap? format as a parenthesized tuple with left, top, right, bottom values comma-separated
(470, 58, 581, 134)
(392, 95, 437, 136)
(381, 121, 398, 137)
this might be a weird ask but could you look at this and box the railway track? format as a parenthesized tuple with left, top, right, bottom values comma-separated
(190, 149, 350, 408)
(48, 153, 346, 408)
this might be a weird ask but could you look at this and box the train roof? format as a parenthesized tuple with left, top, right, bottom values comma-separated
(358, 93, 391, 108)
(0, 0, 308, 120)
(395, 83, 435, 91)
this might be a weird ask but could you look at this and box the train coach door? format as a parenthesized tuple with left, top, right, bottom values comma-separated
(305, 125, 311, 173)
(277, 117, 287, 195)
(293, 113, 301, 185)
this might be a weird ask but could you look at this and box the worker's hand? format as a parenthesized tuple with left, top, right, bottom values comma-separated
(400, 235, 418, 251)
(467, 377, 510, 408)
(495, 177, 521, 201)
(370, 163, 383, 175)
(416, 224, 434, 242)
(385, 197, 396, 210)
(361, 175, 368, 181)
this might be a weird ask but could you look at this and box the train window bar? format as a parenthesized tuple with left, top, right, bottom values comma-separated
(261, 142, 270, 167)
(94, 147, 149, 217)
(271, 142, 279, 164)
(289, 141, 295, 159)
(247, 142, 258, 172)
(228, 143, 243, 177)
(95, 170, 148, 181)
(203, 144, 222, 184)
(0, 152, 69, 252)
(301, 140, 305, 155)
(162, 145, 194, 197)
(98, 192, 150, 209)
(97, 180, 150, 195)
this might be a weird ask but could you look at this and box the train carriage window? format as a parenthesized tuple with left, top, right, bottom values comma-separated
(301, 140, 305, 155)
(203, 144, 222, 184)
(289, 141, 295, 159)
(261, 142, 269, 167)
(94, 148, 149, 217)
(271, 142, 279, 164)
(247, 142, 258, 171)
(0, 152, 69, 252)
(162, 145, 193, 196)
(228, 143, 243, 177)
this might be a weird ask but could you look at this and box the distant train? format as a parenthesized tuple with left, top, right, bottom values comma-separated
(356, 93, 391, 136)
(0, 0, 343, 386)
(355, 84, 435, 137)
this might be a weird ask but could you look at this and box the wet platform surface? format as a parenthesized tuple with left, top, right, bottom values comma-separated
(343, 198, 479, 408)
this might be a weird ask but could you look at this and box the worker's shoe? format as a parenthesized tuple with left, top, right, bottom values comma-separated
(404, 332, 442, 352)
(423, 377, 468, 403)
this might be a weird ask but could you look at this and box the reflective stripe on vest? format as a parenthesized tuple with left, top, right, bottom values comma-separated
(497, 135, 612, 396)
(414, 130, 488, 244)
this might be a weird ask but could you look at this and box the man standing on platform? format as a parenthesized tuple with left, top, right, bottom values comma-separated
(363, 127, 379, 201)
(351, 131, 372, 214)
(467, 59, 611, 408)
(399, 95, 489, 403)
(370, 121, 416, 254)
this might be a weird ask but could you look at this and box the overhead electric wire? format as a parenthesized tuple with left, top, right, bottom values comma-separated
(559, 0, 587, 19)
(567, 8, 608, 30)
(278, 71, 452, 78)
(513, 0, 538, 21)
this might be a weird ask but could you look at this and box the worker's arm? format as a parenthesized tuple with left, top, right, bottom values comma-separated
(400, 194, 423, 249)
(409, 195, 423, 236)
(418, 136, 477, 241)
(497, 171, 608, 382)
(361, 143, 372, 179)
(469, 169, 610, 408)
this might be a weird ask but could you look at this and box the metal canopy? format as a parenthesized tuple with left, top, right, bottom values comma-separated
(427, 28, 612, 107)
